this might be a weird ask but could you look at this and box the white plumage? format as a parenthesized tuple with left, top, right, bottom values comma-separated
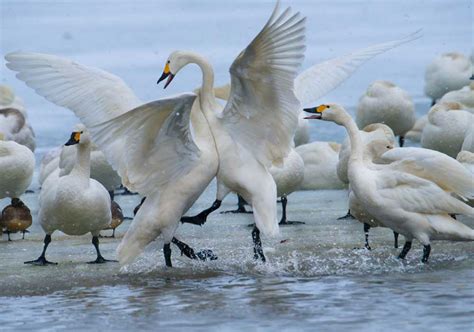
(296, 141, 346, 190)
(439, 82, 474, 110)
(306, 104, 474, 262)
(355, 80, 415, 145)
(421, 101, 474, 158)
(424, 52, 472, 102)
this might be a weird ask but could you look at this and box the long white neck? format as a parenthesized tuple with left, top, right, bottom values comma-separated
(184, 52, 215, 110)
(70, 143, 91, 184)
(339, 112, 364, 163)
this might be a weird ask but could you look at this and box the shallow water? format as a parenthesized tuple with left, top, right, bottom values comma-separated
(1, 0, 473, 331)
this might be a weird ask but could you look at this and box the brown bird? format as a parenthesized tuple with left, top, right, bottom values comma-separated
(1, 198, 32, 241)
(101, 201, 124, 238)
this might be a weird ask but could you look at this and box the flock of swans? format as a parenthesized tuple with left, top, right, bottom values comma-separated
(1, 2, 473, 268)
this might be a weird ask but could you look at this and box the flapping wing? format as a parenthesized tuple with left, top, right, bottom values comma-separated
(295, 30, 422, 106)
(90, 93, 199, 195)
(220, 3, 306, 167)
(377, 171, 474, 216)
(382, 147, 474, 200)
(5, 52, 141, 124)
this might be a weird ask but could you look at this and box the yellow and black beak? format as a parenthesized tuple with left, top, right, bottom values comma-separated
(65, 131, 81, 146)
(303, 105, 329, 120)
(157, 62, 175, 89)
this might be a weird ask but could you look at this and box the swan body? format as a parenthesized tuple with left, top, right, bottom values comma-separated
(270, 149, 304, 198)
(39, 127, 111, 237)
(305, 104, 474, 262)
(421, 102, 474, 157)
(0, 133, 35, 199)
(296, 141, 346, 190)
(337, 123, 395, 184)
(439, 82, 474, 110)
(405, 115, 428, 143)
(461, 124, 474, 152)
(39, 147, 62, 185)
(355, 80, 415, 143)
(424, 52, 472, 102)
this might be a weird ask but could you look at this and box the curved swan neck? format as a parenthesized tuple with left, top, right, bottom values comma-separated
(71, 142, 91, 181)
(341, 113, 364, 162)
(184, 52, 215, 109)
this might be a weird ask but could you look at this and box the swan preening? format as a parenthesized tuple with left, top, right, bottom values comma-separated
(304, 104, 474, 262)
(424, 52, 473, 105)
(356, 80, 415, 147)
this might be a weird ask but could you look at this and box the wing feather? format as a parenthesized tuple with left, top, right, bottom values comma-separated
(220, 3, 306, 167)
(5, 52, 141, 124)
(295, 30, 422, 106)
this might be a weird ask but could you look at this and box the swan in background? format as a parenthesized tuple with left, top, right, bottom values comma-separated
(355, 80, 415, 147)
(424, 52, 472, 105)
(0, 84, 26, 115)
(461, 124, 474, 152)
(421, 101, 474, 157)
(305, 104, 474, 263)
(0, 107, 36, 151)
(294, 112, 310, 147)
(336, 123, 395, 219)
(25, 127, 113, 265)
(39, 147, 62, 186)
(405, 115, 428, 143)
(270, 149, 305, 225)
(439, 82, 474, 109)
(295, 141, 346, 190)
(0, 131, 35, 205)
(457, 151, 474, 206)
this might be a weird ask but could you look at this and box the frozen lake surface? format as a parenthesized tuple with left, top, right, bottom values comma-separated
(1, 0, 473, 331)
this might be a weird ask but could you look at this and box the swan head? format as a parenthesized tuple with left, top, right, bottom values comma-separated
(366, 139, 394, 162)
(157, 51, 194, 89)
(303, 104, 350, 125)
(64, 124, 90, 146)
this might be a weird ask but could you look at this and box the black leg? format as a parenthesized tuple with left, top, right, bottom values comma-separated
(111, 228, 116, 238)
(108, 190, 115, 201)
(24, 234, 57, 265)
(164, 243, 172, 267)
(337, 209, 354, 220)
(133, 197, 147, 216)
(7, 231, 11, 241)
(364, 223, 372, 250)
(221, 195, 253, 214)
(279, 196, 305, 225)
(398, 241, 412, 259)
(252, 226, 266, 262)
(431, 99, 436, 107)
(88, 236, 117, 264)
(181, 199, 222, 226)
(393, 232, 399, 248)
(398, 136, 405, 147)
(22, 230, 26, 240)
(422, 245, 431, 263)
(171, 237, 218, 261)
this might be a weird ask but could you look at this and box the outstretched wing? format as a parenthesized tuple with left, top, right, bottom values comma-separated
(89, 93, 199, 195)
(5, 52, 141, 124)
(220, 3, 306, 167)
(295, 30, 422, 106)
(381, 147, 474, 200)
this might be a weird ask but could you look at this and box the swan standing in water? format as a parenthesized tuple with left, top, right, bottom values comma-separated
(25, 127, 114, 265)
(304, 104, 474, 263)
(159, 3, 306, 261)
(424, 52, 472, 106)
(356, 80, 415, 147)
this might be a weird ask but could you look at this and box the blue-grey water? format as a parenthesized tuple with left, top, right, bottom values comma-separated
(0, 1, 473, 331)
